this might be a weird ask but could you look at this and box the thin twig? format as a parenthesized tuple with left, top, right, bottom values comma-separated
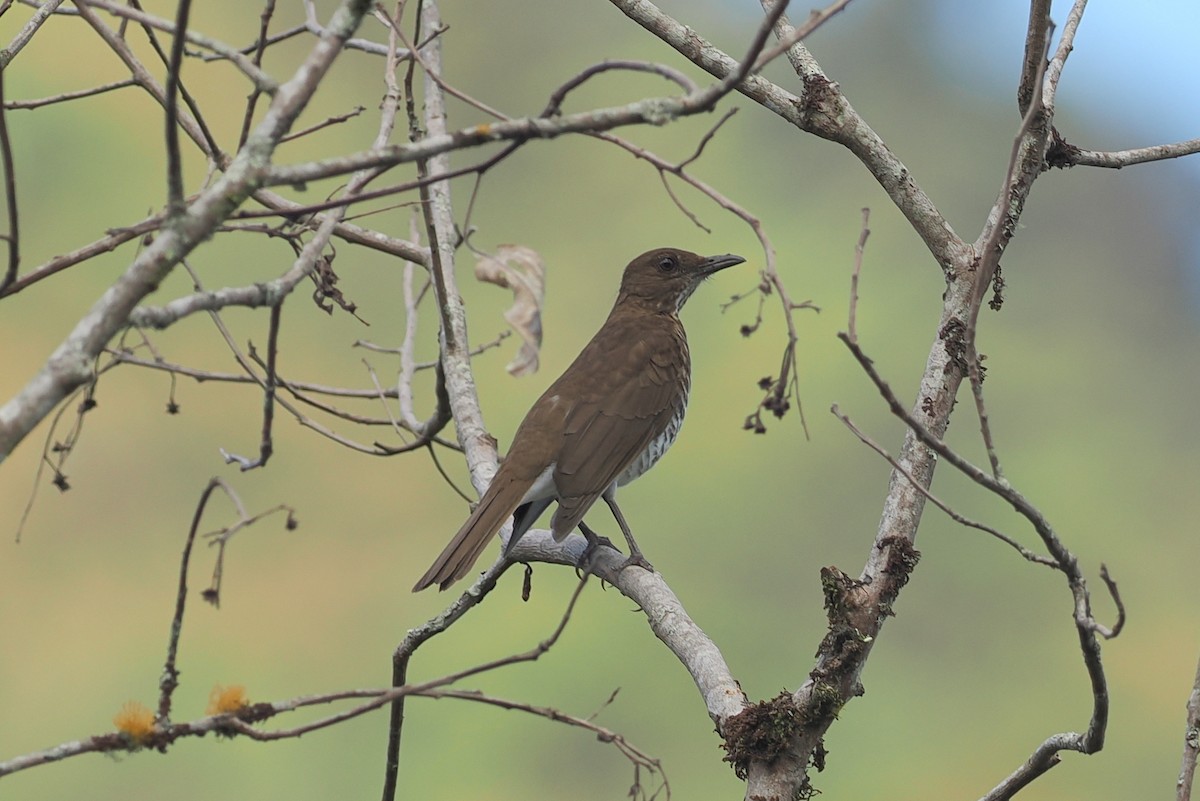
(201, 500, 295, 608)
(397, 217, 432, 433)
(161, 0, 192, 214)
(831, 404, 1057, 569)
(0, 66, 18, 291)
(373, 4, 498, 120)
(71, 0, 277, 92)
(428, 688, 669, 798)
(223, 301, 282, 471)
(846, 208, 869, 344)
(3, 78, 138, 109)
(236, 0, 277, 150)
(965, 9, 1054, 483)
(749, 0, 854, 76)
(302, 0, 397, 57)
(540, 59, 698, 116)
(1042, 0, 1089, 109)
(279, 105, 366, 144)
(0, 216, 160, 299)
(247, 146, 522, 219)
(13, 385, 86, 542)
(158, 477, 227, 722)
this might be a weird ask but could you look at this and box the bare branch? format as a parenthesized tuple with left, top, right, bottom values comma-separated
(614, 0, 971, 269)
(429, 688, 669, 797)
(831, 404, 1058, 569)
(394, 215, 451, 441)
(268, 1, 838, 194)
(302, 0, 395, 57)
(1050, 136, 1200, 169)
(1, 579, 599, 781)
(69, 0, 215, 159)
(235, 0, 278, 150)
(846, 207, 869, 345)
(279, 104, 366, 144)
(158, 477, 251, 720)
(967, 11, 1054, 482)
(71, 0, 277, 92)
(0, 216, 159, 300)
(409, 0, 495, 490)
(1178, 650, 1200, 801)
(542, 59, 698, 116)
(2, 77, 137, 109)
(263, 92, 735, 188)
(0, 67, 18, 291)
(1042, 0, 1089, 109)
(0, 0, 66, 68)
(1016, 0, 1051, 113)
(840, 332, 1119, 801)
(221, 302, 282, 471)
(128, 280, 292, 328)
(161, 0, 193, 214)
(0, 0, 376, 463)
(249, 188, 429, 263)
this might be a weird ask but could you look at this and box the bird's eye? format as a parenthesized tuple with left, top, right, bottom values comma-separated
(657, 255, 678, 273)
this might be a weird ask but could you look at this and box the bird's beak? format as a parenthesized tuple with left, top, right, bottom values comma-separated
(699, 253, 745, 276)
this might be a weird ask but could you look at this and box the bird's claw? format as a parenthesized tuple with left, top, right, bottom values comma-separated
(575, 539, 655, 580)
(618, 552, 655, 574)
(576, 534, 619, 576)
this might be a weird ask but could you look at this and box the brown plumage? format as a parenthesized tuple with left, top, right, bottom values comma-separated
(412, 248, 744, 592)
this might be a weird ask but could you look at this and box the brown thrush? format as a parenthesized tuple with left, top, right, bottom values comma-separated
(412, 247, 744, 591)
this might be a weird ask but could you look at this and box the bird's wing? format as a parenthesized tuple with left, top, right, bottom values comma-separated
(550, 326, 688, 536)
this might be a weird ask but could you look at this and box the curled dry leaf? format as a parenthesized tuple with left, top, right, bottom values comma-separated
(474, 245, 546, 377)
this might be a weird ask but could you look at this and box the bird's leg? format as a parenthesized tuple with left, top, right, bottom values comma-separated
(600, 491, 655, 574)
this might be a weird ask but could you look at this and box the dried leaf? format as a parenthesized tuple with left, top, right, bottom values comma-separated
(474, 245, 546, 376)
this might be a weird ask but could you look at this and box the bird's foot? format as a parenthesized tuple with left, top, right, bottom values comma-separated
(618, 551, 655, 575)
(576, 533, 620, 577)
(575, 523, 654, 578)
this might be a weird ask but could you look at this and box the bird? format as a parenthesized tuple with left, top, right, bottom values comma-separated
(412, 247, 745, 592)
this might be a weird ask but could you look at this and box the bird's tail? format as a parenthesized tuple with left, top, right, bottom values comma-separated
(412, 480, 522, 592)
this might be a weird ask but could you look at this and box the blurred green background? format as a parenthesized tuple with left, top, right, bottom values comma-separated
(2, 1, 1198, 799)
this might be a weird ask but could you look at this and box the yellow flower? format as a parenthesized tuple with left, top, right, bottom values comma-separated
(113, 701, 156, 743)
(207, 684, 249, 715)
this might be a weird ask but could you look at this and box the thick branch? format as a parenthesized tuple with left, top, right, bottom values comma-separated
(445, 528, 749, 726)
(412, 0, 494, 489)
(1178, 651, 1200, 801)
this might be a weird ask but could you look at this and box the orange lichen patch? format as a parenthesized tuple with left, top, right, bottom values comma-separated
(207, 684, 249, 715)
(113, 700, 156, 743)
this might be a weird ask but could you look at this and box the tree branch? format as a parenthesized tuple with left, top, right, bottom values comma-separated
(616, 0, 972, 269)
(0, 0, 375, 463)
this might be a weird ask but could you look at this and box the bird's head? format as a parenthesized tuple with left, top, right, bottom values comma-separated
(617, 248, 745, 313)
